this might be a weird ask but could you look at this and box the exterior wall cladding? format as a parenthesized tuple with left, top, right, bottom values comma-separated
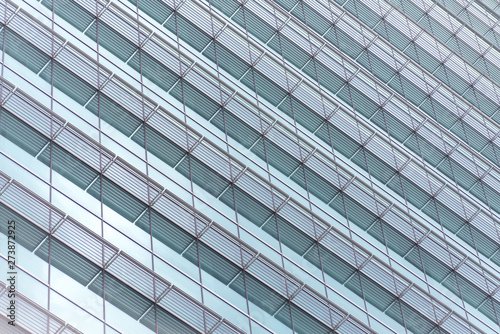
(4, 0, 500, 332)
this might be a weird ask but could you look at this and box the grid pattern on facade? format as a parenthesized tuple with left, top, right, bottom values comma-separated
(1, 0, 500, 332)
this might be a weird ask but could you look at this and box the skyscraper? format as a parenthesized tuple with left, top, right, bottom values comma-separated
(1, 0, 500, 332)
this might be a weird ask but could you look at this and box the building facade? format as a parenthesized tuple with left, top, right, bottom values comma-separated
(1, 0, 500, 332)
